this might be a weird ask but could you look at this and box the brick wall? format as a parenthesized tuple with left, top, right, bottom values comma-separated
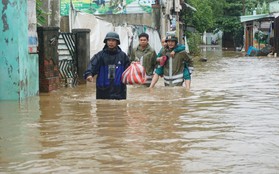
(37, 27, 60, 92)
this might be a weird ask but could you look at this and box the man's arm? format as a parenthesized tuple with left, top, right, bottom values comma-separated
(130, 48, 136, 61)
(174, 44, 185, 53)
(124, 52, 131, 69)
(171, 44, 185, 57)
(149, 73, 160, 88)
(83, 54, 100, 81)
(157, 48, 163, 57)
(186, 53, 193, 68)
(151, 50, 158, 69)
(184, 52, 194, 74)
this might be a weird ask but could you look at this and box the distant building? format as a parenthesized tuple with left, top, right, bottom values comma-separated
(240, 1, 279, 54)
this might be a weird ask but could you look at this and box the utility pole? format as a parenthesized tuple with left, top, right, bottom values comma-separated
(50, 0, 60, 27)
(174, 0, 181, 42)
(160, 0, 182, 39)
(151, 0, 161, 31)
(40, 0, 60, 27)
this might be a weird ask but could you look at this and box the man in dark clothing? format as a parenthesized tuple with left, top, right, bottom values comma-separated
(83, 32, 130, 100)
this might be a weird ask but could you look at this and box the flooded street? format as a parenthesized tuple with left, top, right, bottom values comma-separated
(1, 48, 279, 173)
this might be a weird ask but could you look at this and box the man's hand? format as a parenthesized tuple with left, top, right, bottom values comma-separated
(156, 57, 162, 62)
(170, 51, 175, 58)
(188, 67, 194, 74)
(86, 75, 93, 82)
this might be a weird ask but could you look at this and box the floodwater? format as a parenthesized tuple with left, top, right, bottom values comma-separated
(1, 47, 279, 173)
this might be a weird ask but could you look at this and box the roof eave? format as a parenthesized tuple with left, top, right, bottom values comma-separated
(240, 14, 273, 23)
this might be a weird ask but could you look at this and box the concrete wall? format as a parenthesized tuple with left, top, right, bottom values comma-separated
(60, 13, 154, 32)
(98, 13, 153, 26)
(0, 0, 39, 100)
(60, 12, 166, 40)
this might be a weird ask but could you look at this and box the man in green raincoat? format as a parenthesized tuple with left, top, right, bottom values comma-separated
(149, 35, 193, 90)
(130, 33, 157, 87)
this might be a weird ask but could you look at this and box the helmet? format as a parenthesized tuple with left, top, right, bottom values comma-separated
(103, 32, 120, 44)
(165, 35, 178, 43)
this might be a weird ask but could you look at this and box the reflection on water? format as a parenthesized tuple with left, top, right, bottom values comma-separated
(1, 49, 279, 173)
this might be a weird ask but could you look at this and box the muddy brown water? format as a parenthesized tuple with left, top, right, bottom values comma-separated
(1, 48, 279, 173)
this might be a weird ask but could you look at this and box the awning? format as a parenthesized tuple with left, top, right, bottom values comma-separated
(240, 14, 273, 23)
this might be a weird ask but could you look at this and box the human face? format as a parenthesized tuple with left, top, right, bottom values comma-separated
(167, 40, 176, 49)
(139, 37, 148, 48)
(107, 39, 118, 49)
(161, 38, 167, 47)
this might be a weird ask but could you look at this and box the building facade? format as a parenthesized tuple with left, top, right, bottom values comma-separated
(240, 1, 279, 54)
(0, 0, 39, 100)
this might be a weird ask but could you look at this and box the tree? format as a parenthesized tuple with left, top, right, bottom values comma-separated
(181, 0, 269, 49)
(181, 0, 214, 33)
(216, 0, 243, 48)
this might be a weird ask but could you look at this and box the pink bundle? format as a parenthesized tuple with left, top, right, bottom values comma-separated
(159, 56, 168, 66)
(121, 62, 146, 85)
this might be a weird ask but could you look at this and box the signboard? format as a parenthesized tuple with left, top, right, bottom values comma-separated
(60, 0, 155, 16)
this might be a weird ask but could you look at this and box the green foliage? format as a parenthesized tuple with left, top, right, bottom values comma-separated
(187, 32, 201, 56)
(214, 0, 244, 47)
(181, 0, 214, 33)
(36, 0, 48, 26)
(216, 16, 242, 34)
(245, 0, 270, 15)
(209, 0, 225, 18)
(223, 1, 243, 16)
(181, 0, 277, 48)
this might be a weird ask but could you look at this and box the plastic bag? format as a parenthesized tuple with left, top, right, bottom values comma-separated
(160, 55, 168, 66)
(121, 62, 146, 85)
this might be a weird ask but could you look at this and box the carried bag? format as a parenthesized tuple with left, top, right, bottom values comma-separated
(159, 55, 168, 66)
(121, 62, 146, 85)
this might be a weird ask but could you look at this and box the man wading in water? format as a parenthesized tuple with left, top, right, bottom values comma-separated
(84, 32, 130, 99)
(130, 33, 157, 87)
(149, 35, 193, 90)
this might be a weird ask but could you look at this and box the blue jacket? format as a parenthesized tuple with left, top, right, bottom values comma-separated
(84, 45, 130, 99)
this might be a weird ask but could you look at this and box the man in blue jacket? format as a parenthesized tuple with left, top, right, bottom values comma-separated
(83, 32, 130, 100)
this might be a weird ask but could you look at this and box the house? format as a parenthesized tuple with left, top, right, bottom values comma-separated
(0, 0, 39, 100)
(240, 1, 279, 55)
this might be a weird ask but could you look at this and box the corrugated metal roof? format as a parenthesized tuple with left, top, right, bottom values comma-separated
(240, 14, 272, 23)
